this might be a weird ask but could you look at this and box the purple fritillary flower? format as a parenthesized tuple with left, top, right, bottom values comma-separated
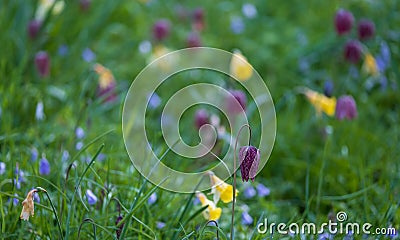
(230, 16, 245, 34)
(156, 221, 166, 229)
(31, 147, 39, 161)
(226, 90, 247, 115)
(148, 192, 157, 205)
(242, 3, 257, 19)
(152, 19, 171, 41)
(58, 44, 69, 56)
(186, 31, 202, 48)
(358, 19, 375, 41)
(27, 19, 41, 39)
(86, 189, 97, 205)
(192, 8, 204, 31)
(334, 9, 354, 36)
(75, 127, 85, 139)
(241, 211, 253, 225)
(82, 48, 96, 62)
(344, 40, 362, 64)
(323, 80, 334, 98)
(335, 95, 357, 120)
(239, 146, 260, 182)
(39, 156, 50, 175)
(243, 185, 256, 199)
(35, 51, 50, 78)
(76, 141, 84, 150)
(257, 183, 270, 197)
(0, 162, 5, 175)
(148, 92, 161, 109)
(194, 109, 209, 129)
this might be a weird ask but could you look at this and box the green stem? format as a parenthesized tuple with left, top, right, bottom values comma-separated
(37, 187, 63, 239)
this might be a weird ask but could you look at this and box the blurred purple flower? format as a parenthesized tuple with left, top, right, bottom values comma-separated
(27, 19, 41, 39)
(358, 19, 375, 41)
(194, 109, 209, 129)
(75, 127, 85, 139)
(35, 51, 50, 78)
(97, 153, 106, 162)
(148, 192, 157, 205)
(257, 183, 270, 197)
(76, 141, 84, 150)
(58, 44, 69, 56)
(241, 211, 253, 225)
(79, 0, 91, 12)
(323, 80, 334, 97)
(186, 31, 202, 48)
(148, 92, 161, 109)
(376, 41, 391, 72)
(318, 232, 333, 240)
(239, 146, 260, 182)
(13, 194, 19, 206)
(226, 90, 247, 115)
(82, 48, 96, 62)
(192, 8, 204, 31)
(35, 101, 45, 121)
(334, 9, 354, 35)
(193, 196, 200, 205)
(62, 150, 70, 162)
(152, 19, 171, 41)
(387, 229, 398, 239)
(115, 215, 124, 239)
(156, 221, 166, 229)
(39, 156, 50, 175)
(0, 162, 5, 175)
(243, 185, 256, 199)
(344, 40, 362, 64)
(242, 3, 257, 19)
(139, 40, 152, 54)
(33, 190, 40, 203)
(86, 189, 97, 205)
(335, 95, 357, 120)
(31, 147, 39, 161)
(230, 16, 245, 34)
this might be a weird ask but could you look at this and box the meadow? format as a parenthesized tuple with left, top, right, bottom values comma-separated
(0, 0, 399, 239)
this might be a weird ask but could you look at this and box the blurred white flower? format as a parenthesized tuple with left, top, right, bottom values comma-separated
(139, 40, 152, 54)
(35, 101, 45, 121)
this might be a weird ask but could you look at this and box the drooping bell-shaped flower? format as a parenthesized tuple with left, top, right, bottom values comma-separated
(239, 146, 260, 182)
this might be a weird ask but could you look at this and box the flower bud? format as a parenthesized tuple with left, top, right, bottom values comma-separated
(152, 19, 171, 41)
(334, 9, 354, 35)
(27, 19, 41, 39)
(35, 51, 50, 78)
(344, 40, 362, 64)
(358, 19, 375, 40)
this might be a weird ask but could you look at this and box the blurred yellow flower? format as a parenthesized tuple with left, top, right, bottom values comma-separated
(230, 50, 253, 81)
(94, 63, 115, 89)
(196, 191, 222, 221)
(363, 53, 379, 76)
(36, 0, 65, 21)
(209, 171, 238, 204)
(20, 189, 38, 221)
(301, 87, 336, 117)
(148, 45, 174, 71)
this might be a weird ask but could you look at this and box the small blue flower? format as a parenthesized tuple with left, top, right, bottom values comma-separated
(82, 48, 96, 62)
(86, 189, 97, 205)
(241, 211, 253, 225)
(230, 17, 245, 34)
(148, 192, 157, 205)
(318, 232, 333, 240)
(58, 44, 69, 56)
(76, 141, 84, 150)
(257, 183, 270, 197)
(193, 197, 200, 205)
(97, 153, 106, 162)
(156, 221, 166, 229)
(243, 185, 256, 199)
(139, 40, 152, 54)
(62, 150, 70, 162)
(0, 162, 5, 175)
(39, 156, 51, 175)
(242, 3, 257, 19)
(323, 80, 334, 98)
(31, 147, 39, 161)
(75, 127, 85, 139)
(148, 93, 161, 109)
(13, 194, 19, 206)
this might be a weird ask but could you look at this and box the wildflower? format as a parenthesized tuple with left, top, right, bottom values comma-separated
(230, 16, 245, 34)
(192, 8, 204, 31)
(0, 162, 5, 175)
(156, 221, 166, 229)
(186, 31, 202, 48)
(148, 92, 161, 109)
(243, 185, 256, 199)
(58, 44, 69, 56)
(335, 95, 357, 120)
(301, 88, 336, 117)
(196, 191, 222, 221)
(27, 20, 41, 39)
(148, 192, 157, 205)
(152, 19, 171, 41)
(79, 0, 91, 12)
(82, 48, 96, 62)
(86, 189, 97, 205)
(62, 150, 69, 161)
(376, 41, 391, 72)
(230, 50, 253, 81)
(75, 127, 85, 139)
(242, 3, 257, 19)
(13, 194, 19, 206)
(358, 19, 375, 41)
(344, 40, 362, 64)
(225, 90, 247, 115)
(323, 80, 334, 98)
(31, 147, 39, 161)
(194, 109, 209, 129)
(14, 164, 24, 189)
(20, 189, 38, 221)
(94, 63, 117, 103)
(256, 183, 270, 197)
(139, 40, 152, 54)
(239, 146, 260, 182)
(75, 141, 84, 150)
(35, 51, 50, 78)
(334, 9, 354, 36)
(35, 0, 65, 21)
(241, 211, 253, 225)
(39, 155, 50, 175)
(363, 53, 378, 76)
(35, 101, 45, 121)
(209, 171, 238, 204)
